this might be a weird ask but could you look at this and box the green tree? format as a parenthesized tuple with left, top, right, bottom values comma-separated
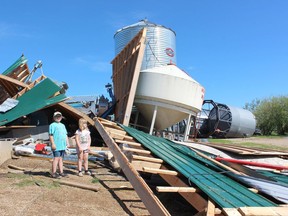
(252, 96, 288, 135)
(243, 98, 261, 112)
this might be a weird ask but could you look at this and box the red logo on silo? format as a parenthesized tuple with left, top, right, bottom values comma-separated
(165, 48, 174, 57)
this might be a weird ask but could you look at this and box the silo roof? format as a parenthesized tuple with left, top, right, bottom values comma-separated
(114, 19, 176, 37)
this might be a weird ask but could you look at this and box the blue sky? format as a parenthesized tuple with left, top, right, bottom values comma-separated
(1, 1, 287, 108)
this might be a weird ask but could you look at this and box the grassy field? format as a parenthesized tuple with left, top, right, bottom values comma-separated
(207, 135, 288, 152)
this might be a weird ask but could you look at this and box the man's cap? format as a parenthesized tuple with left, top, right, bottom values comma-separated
(53, 111, 62, 117)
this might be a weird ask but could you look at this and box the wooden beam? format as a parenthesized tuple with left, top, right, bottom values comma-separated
(122, 28, 147, 126)
(248, 188, 258, 193)
(159, 165, 208, 212)
(222, 208, 242, 216)
(0, 74, 28, 88)
(55, 179, 99, 192)
(115, 139, 142, 147)
(108, 131, 134, 140)
(132, 155, 163, 163)
(122, 146, 151, 155)
(132, 160, 162, 171)
(142, 167, 178, 175)
(238, 206, 288, 216)
(206, 199, 216, 216)
(105, 127, 127, 135)
(8, 164, 26, 171)
(94, 117, 170, 216)
(57, 102, 95, 126)
(191, 148, 243, 175)
(156, 186, 197, 193)
(16, 68, 28, 78)
(100, 121, 122, 130)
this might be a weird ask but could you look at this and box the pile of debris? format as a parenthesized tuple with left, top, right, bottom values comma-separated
(0, 55, 103, 143)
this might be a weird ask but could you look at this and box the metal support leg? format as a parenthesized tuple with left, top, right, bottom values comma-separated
(184, 114, 192, 141)
(149, 105, 158, 135)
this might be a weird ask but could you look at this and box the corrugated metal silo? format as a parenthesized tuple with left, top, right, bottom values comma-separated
(198, 100, 256, 138)
(114, 19, 177, 70)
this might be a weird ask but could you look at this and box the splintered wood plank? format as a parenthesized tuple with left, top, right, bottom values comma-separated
(238, 206, 288, 216)
(222, 208, 242, 216)
(142, 167, 178, 175)
(57, 102, 95, 126)
(132, 155, 163, 163)
(159, 165, 208, 212)
(100, 121, 123, 130)
(111, 28, 147, 125)
(108, 131, 134, 140)
(115, 139, 142, 147)
(105, 127, 127, 135)
(94, 117, 170, 216)
(0, 74, 28, 88)
(56, 179, 99, 192)
(206, 199, 216, 216)
(156, 186, 197, 193)
(122, 146, 151, 155)
(132, 160, 162, 171)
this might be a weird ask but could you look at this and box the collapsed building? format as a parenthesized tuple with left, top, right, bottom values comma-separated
(1, 20, 288, 216)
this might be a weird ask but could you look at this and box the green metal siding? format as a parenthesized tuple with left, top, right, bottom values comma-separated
(2, 55, 28, 75)
(121, 125, 277, 208)
(257, 170, 288, 185)
(0, 78, 67, 126)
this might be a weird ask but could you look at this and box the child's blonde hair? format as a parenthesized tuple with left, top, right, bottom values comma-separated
(78, 118, 88, 131)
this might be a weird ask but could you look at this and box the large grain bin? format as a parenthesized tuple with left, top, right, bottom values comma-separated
(134, 64, 205, 131)
(114, 20, 205, 133)
(114, 19, 176, 70)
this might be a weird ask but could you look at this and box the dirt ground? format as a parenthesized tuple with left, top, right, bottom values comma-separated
(0, 157, 150, 216)
(0, 137, 287, 216)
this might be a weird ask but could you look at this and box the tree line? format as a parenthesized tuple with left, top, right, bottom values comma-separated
(244, 96, 288, 135)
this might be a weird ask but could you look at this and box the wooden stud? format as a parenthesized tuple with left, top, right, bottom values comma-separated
(55, 179, 99, 192)
(132, 160, 162, 171)
(94, 116, 170, 216)
(159, 165, 208, 212)
(238, 206, 288, 216)
(122, 146, 151, 155)
(132, 155, 163, 163)
(142, 167, 178, 175)
(156, 186, 197, 193)
(115, 139, 142, 147)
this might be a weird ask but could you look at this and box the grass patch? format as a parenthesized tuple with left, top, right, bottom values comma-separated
(7, 173, 28, 179)
(91, 177, 99, 184)
(232, 142, 286, 151)
(15, 179, 35, 187)
(208, 138, 287, 151)
(7, 173, 60, 188)
(14, 178, 60, 188)
(207, 139, 233, 144)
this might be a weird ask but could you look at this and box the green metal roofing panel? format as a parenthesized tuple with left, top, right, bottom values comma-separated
(257, 170, 288, 185)
(121, 125, 277, 209)
(2, 55, 28, 75)
(0, 78, 67, 126)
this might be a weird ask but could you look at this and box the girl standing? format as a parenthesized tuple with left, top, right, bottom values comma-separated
(75, 118, 91, 176)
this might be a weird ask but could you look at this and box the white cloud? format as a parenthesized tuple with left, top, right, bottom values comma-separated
(0, 22, 33, 39)
(0, 22, 12, 38)
(73, 56, 111, 73)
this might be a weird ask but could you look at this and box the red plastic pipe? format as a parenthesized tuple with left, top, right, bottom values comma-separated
(215, 157, 288, 170)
